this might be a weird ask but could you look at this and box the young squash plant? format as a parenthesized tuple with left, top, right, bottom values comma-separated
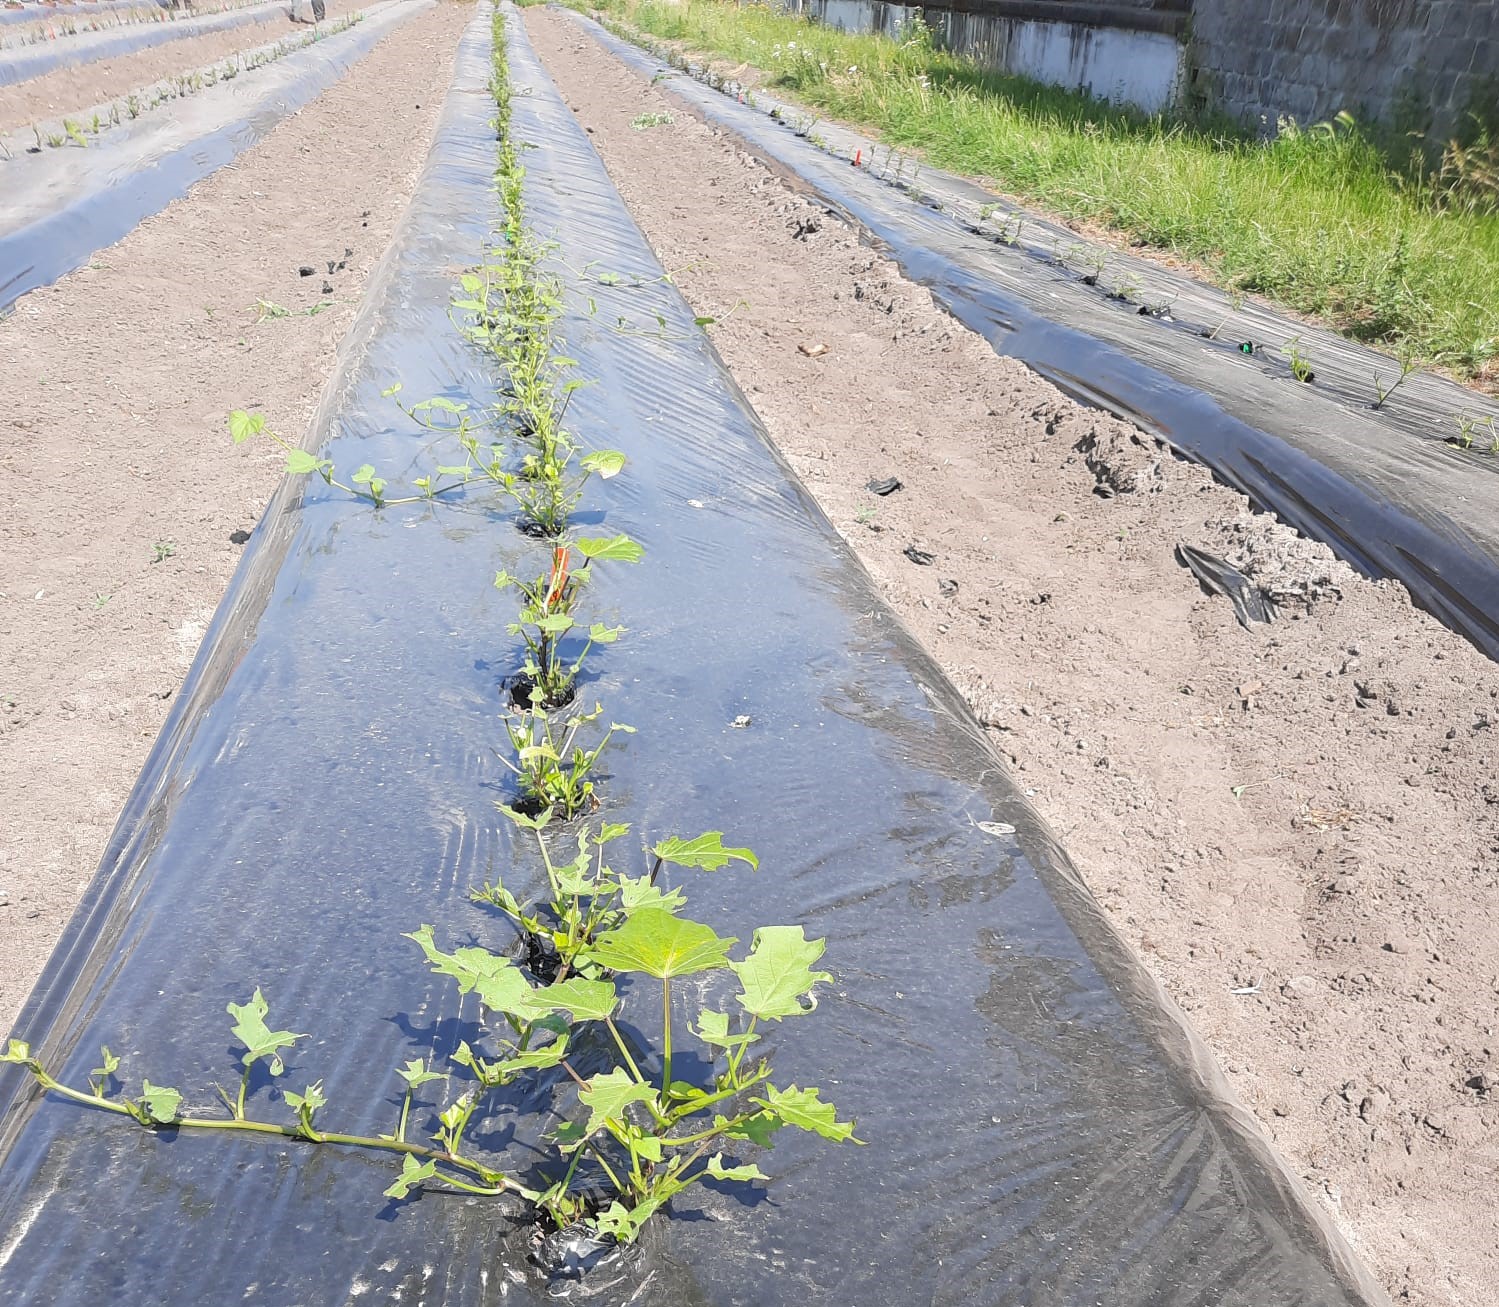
(498, 534, 644, 708)
(2, 828, 860, 1248)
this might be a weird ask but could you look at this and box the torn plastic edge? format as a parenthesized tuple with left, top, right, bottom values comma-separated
(0, 0, 418, 312)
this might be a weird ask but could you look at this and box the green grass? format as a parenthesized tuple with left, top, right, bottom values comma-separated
(584, 0, 1499, 386)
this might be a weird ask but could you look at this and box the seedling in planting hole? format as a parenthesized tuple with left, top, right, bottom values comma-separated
(629, 111, 674, 130)
(1372, 348, 1425, 410)
(62, 120, 88, 151)
(1450, 413, 1497, 451)
(1138, 292, 1177, 319)
(491, 445, 627, 539)
(151, 540, 175, 563)
(996, 216, 1025, 247)
(1108, 273, 1141, 304)
(253, 299, 291, 322)
(495, 534, 644, 708)
(498, 701, 633, 821)
(1080, 249, 1108, 286)
(1281, 336, 1316, 383)
(854, 504, 878, 526)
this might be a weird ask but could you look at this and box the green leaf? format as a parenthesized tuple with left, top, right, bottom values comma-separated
(653, 833, 759, 872)
(573, 1068, 657, 1145)
(284, 448, 325, 476)
(1, 1039, 32, 1065)
(579, 449, 626, 480)
(531, 613, 576, 636)
(587, 908, 736, 978)
(573, 534, 644, 563)
(411, 396, 467, 413)
(731, 926, 831, 1021)
(716, 1110, 783, 1147)
(704, 1153, 768, 1182)
(596, 822, 630, 845)
(351, 464, 377, 485)
(139, 1080, 182, 1124)
(753, 1085, 860, 1143)
(587, 623, 623, 644)
(396, 1059, 445, 1090)
(496, 804, 551, 832)
(693, 1009, 758, 1050)
(383, 1154, 436, 1200)
(284, 1082, 326, 1112)
(618, 874, 687, 915)
(406, 926, 536, 1018)
(694, 316, 717, 328)
(486, 1037, 571, 1078)
(381, 382, 404, 397)
(592, 1196, 665, 1244)
(228, 410, 264, 444)
(91, 1046, 120, 1082)
(527, 978, 618, 1022)
(227, 989, 304, 1075)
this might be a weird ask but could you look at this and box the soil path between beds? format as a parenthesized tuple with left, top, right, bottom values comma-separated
(523, 8, 1499, 1305)
(0, 0, 471, 1027)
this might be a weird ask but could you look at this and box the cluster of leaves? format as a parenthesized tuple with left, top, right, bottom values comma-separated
(2, 825, 856, 1246)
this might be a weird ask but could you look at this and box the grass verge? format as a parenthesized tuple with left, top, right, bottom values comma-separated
(576, 0, 1499, 389)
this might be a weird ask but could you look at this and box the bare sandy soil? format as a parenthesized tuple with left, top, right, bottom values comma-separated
(0, 0, 363, 131)
(523, 8, 1499, 1305)
(0, 0, 472, 1026)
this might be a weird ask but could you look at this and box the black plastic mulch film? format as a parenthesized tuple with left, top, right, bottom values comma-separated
(0, 0, 288, 86)
(576, 13, 1499, 663)
(0, 0, 421, 312)
(0, 4, 1382, 1304)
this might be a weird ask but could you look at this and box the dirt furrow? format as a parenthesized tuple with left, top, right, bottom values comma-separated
(522, 8, 1499, 1305)
(0, 0, 472, 1029)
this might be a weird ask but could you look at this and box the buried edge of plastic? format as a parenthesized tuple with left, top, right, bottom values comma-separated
(0, 5, 1385, 1307)
(573, 11, 1499, 665)
(0, 0, 421, 313)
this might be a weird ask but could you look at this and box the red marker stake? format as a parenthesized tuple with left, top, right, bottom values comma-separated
(854, 148, 862, 168)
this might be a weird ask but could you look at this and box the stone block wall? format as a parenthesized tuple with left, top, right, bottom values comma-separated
(1187, 0, 1499, 140)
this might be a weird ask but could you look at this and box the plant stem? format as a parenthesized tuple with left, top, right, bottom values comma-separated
(661, 977, 673, 1092)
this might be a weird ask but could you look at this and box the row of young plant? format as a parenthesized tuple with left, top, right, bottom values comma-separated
(6, 12, 362, 159)
(597, 8, 1499, 443)
(0, 0, 266, 49)
(2, 6, 857, 1262)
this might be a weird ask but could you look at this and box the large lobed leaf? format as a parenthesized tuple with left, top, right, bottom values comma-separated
(652, 832, 758, 871)
(587, 908, 736, 978)
(730, 926, 831, 1021)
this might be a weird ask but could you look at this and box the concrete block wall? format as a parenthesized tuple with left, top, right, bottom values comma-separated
(1185, 0, 1498, 140)
(787, 0, 1496, 141)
